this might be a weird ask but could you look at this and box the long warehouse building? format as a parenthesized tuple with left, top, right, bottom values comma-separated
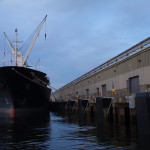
(53, 37, 150, 101)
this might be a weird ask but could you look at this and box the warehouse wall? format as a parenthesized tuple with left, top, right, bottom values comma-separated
(53, 46, 150, 101)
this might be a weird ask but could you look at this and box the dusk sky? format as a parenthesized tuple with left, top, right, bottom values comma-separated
(0, 0, 150, 89)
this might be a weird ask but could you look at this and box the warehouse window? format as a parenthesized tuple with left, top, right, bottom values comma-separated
(129, 76, 140, 94)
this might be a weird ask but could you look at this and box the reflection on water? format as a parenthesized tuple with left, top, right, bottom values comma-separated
(49, 112, 138, 150)
(0, 110, 149, 149)
(0, 110, 51, 150)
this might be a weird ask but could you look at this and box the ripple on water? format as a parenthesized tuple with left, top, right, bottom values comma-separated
(0, 111, 139, 150)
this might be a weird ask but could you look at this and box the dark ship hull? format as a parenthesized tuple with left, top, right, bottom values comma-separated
(0, 66, 51, 111)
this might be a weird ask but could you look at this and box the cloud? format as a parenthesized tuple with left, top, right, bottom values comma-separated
(1, 0, 150, 88)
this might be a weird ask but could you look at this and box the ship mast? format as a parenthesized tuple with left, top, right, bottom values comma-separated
(14, 28, 23, 66)
(15, 29, 17, 66)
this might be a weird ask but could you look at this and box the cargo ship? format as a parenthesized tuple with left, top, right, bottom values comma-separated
(0, 15, 51, 111)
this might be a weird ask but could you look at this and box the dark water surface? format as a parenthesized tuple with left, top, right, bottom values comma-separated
(0, 111, 148, 150)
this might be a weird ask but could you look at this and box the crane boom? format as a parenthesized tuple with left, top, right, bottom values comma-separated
(4, 32, 15, 56)
(34, 58, 40, 70)
(23, 15, 47, 66)
(48, 85, 57, 91)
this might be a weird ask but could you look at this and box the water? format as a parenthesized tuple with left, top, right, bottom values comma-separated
(0, 111, 147, 150)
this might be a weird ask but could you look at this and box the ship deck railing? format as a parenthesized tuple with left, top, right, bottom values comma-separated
(0, 61, 34, 69)
(0, 61, 15, 67)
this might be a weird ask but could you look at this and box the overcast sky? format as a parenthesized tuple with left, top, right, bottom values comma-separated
(0, 0, 150, 89)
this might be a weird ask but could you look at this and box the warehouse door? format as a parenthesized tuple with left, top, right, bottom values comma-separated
(102, 84, 106, 97)
(97, 88, 100, 96)
(86, 89, 89, 98)
(129, 76, 140, 94)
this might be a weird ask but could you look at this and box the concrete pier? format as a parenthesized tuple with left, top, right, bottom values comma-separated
(49, 97, 133, 125)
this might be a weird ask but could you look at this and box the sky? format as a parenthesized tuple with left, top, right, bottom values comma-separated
(0, 0, 150, 89)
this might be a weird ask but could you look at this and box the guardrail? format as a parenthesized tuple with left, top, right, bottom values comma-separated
(0, 61, 14, 67)
(56, 37, 150, 92)
(0, 61, 33, 68)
